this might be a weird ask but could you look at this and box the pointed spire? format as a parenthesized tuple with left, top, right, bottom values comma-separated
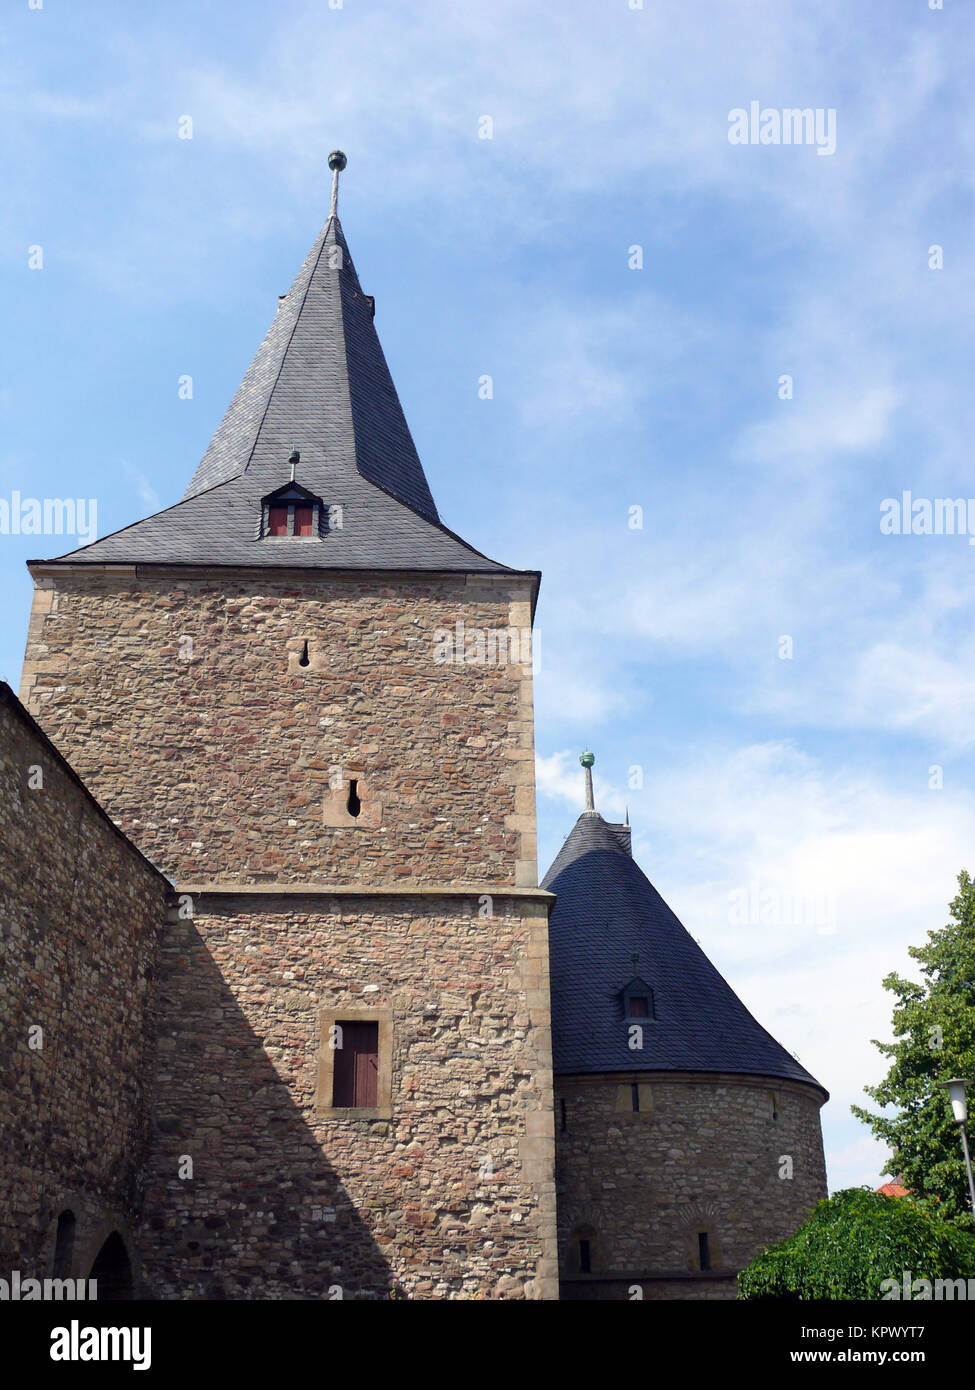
(42, 156, 528, 575)
(580, 751, 596, 812)
(179, 151, 440, 523)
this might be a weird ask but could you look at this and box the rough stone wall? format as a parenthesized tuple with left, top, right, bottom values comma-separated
(20, 567, 538, 888)
(555, 1072, 827, 1300)
(0, 687, 166, 1283)
(141, 889, 558, 1300)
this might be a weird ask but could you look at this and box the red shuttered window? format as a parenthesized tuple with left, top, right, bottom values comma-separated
(293, 504, 314, 536)
(268, 505, 289, 536)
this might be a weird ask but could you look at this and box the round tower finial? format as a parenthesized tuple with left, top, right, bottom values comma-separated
(328, 150, 347, 172)
(580, 750, 595, 769)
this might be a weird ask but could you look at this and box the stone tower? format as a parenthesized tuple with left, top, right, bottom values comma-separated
(19, 158, 558, 1299)
(543, 756, 828, 1300)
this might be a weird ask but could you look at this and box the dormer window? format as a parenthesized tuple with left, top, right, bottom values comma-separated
(260, 482, 327, 540)
(621, 975, 656, 1022)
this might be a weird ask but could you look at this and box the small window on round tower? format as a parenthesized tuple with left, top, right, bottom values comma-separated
(621, 977, 655, 1021)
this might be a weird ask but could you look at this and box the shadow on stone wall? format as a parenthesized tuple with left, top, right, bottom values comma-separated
(140, 915, 392, 1300)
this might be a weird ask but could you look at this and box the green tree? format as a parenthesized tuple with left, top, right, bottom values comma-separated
(851, 869, 975, 1226)
(739, 1188, 975, 1300)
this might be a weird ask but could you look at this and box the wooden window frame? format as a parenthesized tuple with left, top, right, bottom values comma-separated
(316, 1006, 393, 1119)
(622, 985, 656, 1022)
(262, 498, 324, 539)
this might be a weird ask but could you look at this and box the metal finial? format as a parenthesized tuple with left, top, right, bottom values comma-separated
(328, 150, 347, 219)
(289, 446, 299, 482)
(579, 750, 595, 811)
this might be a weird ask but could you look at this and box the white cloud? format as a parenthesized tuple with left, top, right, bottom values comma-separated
(121, 461, 160, 513)
(536, 748, 628, 822)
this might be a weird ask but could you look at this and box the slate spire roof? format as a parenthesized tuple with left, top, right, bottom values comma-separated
(542, 763, 827, 1095)
(38, 156, 521, 576)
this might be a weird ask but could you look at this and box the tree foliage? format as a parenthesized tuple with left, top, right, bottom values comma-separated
(851, 869, 975, 1226)
(738, 1188, 975, 1300)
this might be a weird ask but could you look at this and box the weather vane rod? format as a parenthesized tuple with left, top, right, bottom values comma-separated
(328, 149, 347, 220)
(580, 751, 595, 812)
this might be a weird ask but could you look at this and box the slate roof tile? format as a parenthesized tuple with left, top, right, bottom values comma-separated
(42, 212, 518, 576)
(542, 811, 827, 1095)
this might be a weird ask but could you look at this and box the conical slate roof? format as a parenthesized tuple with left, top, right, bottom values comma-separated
(542, 811, 827, 1095)
(40, 199, 518, 576)
(181, 214, 437, 516)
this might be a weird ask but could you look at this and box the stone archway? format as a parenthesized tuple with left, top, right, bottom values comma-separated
(89, 1232, 134, 1300)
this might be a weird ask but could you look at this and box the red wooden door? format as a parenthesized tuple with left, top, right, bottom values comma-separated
(333, 1021, 379, 1107)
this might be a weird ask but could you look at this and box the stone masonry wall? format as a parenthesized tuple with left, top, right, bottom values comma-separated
(20, 567, 538, 888)
(141, 888, 558, 1299)
(555, 1072, 827, 1300)
(0, 686, 167, 1283)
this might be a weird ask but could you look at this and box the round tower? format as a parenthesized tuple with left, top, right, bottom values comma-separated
(543, 755, 828, 1300)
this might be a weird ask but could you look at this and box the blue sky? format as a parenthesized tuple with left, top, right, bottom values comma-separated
(3, 0, 975, 1195)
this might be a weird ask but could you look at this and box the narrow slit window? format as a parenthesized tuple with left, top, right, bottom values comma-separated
(332, 1020, 379, 1108)
(298, 640, 310, 667)
(698, 1232, 711, 1271)
(578, 1239, 591, 1274)
(631, 1082, 640, 1112)
(347, 779, 361, 818)
(53, 1210, 76, 1278)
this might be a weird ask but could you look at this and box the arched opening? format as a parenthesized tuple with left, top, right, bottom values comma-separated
(89, 1232, 134, 1300)
(53, 1210, 76, 1277)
